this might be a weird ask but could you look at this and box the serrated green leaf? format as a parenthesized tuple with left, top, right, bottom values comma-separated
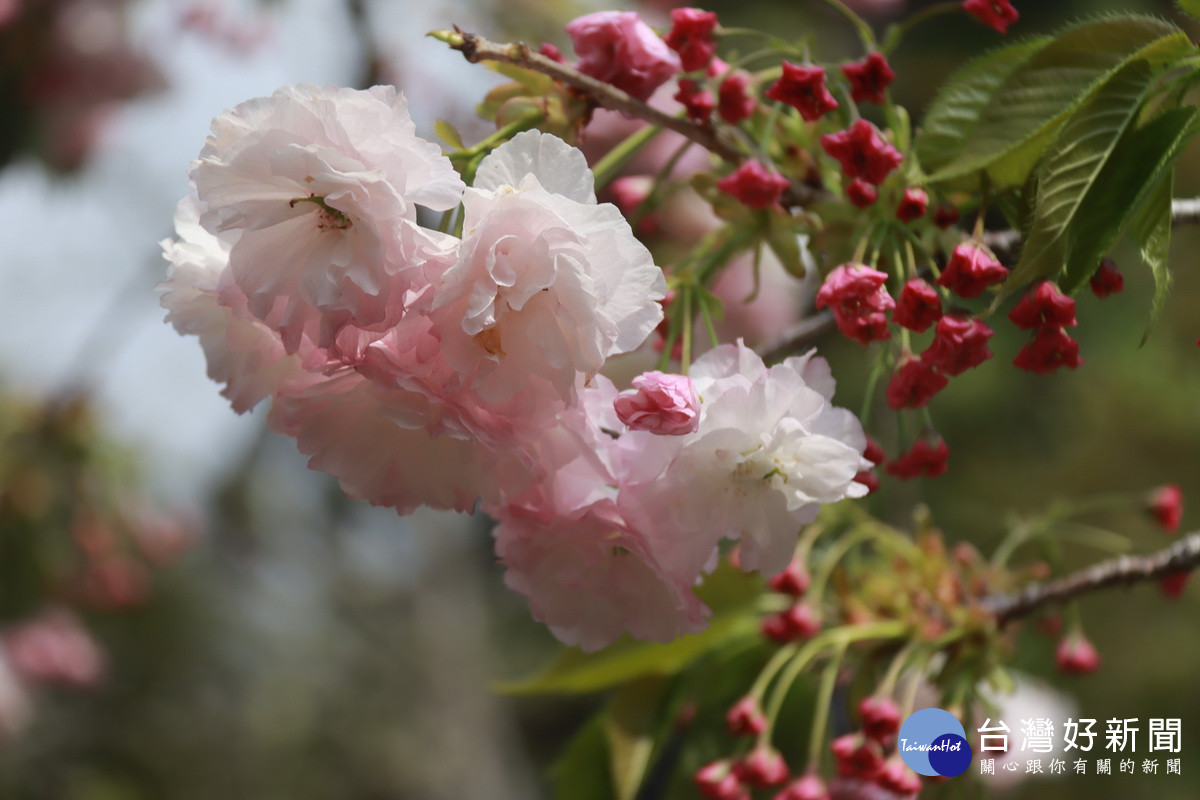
(915, 36, 1051, 177)
(494, 611, 759, 695)
(433, 119, 464, 150)
(1007, 59, 1158, 293)
(551, 714, 615, 800)
(1060, 106, 1200, 293)
(1179, 0, 1200, 21)
(926, 16, 1192, 186)
(605, 678, 667, 800)
(1130, 173, 1174, 345)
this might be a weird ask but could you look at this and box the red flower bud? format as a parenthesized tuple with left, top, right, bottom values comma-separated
(921, 314, 994, 376)
(859, 696, 902, 743)
(963, 0, 1020, 35)
(886, 437, 950, 479)
(831, 734, 885, 781)
(821, 120, 903, 185)
(766, 62, 839, 122)
(934, 204, 961, 229)
(718, 71, 758, 123)
(841, 52, 895, 105)
(773, 773, 830, 800)
(769, 560, 811, 596)
(1090, 258, 1125, 298)
(937, 242, 1008, 298)
(886, 357, 948, 410)
(735, 747, 790, 789)
(893, 279, 942, 333)
(896, 187, 928, 223)
(675, 78, 715, 122)
(1013, 326, 1082, 374)
(846, 178, 878, 208)
(1160, 569, 1192, 600)
(664, 7, 719, 72)
(815, 263, 895, 346)
(1008, 281, 1076, 330)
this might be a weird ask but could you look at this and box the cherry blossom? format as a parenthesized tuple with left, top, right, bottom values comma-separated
(842, 52, 896, 105)
(821, 120, 903, 185)
(892, 278, 942, 333)
(664, 7, 719, 72)
(767, 62, 839, 121)
(614, 371, 700, 435)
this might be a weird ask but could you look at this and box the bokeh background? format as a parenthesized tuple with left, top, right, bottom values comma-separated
(0, 0, 1197, 798)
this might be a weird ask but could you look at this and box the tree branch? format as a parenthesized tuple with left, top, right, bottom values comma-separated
(983, 532, 1200, 626)
(432, 29, 824, 207)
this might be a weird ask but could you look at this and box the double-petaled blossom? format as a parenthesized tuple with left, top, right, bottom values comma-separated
(618, 343, 870, 580)
(892, 278, 942, 333)
(821, 120, 903, 185)
(717, 160, 790, 209)
(664, 7, 719, 72)
(842, 52, 895, 104)
(937, 241, 1008, 298)
(766, 62, 839, 121)
(566, 11, 681, 101)
(815, 263, 894, 345)
(963, 0, 1019, 34)
(190, 84, 465, 353)
(431, 131, 667, 406)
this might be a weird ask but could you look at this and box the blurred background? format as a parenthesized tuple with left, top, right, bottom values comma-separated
(0, 0, 1197, 798)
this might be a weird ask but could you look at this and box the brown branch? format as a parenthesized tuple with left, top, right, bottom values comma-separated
(983, 532, 1200, 626)
(433, 29, 825, 208)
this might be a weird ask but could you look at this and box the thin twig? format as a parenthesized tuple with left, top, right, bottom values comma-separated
(983, 532, 1200, 626)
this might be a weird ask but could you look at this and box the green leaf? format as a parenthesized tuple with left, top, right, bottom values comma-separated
(551, 714, 616, 800)
(434, 119, 464, 150)
(1179, 0, 1200, 21)
(605, 678, 667, 800)
(1060, 106, 1200, 293)
(914, 36, 1051, 177)
(1129, 172, 1174, 345)
(1006, 59, 1159, 292)
(494, 611, 759, 695)
(924, 16, 1192, 187)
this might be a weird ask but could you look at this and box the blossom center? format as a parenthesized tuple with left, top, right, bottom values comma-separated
(289, 194, 353, 231)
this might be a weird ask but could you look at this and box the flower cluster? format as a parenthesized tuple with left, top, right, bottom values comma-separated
(163, 85, 870, 650)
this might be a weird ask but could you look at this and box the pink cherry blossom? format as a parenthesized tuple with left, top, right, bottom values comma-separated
(191, 84, 464, 351)
(618, 343, 869, 579)
(432, 131, 666, 406)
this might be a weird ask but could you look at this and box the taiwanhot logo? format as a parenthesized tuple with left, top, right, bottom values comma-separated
(896, 708, 973, 777)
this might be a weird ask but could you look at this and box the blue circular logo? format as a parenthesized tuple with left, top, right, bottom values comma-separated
(896, 708, 973, 777)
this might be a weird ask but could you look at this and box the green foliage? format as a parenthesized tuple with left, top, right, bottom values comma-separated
(1129, 171, 1175, 344)
(1006, 59, 1159, 294)
(1178, 0, 1200, 21)
(916, 16, 1192, 187)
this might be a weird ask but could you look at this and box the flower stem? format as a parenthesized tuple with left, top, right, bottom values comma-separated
(806, 642, 848, 771)
(813, 0, 878, 51)
(592, 124, 662, 191)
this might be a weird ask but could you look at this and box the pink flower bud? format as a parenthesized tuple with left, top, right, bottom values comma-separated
(614, 371, 700, 435)
(717, 160, 790, 209)
(896, 187, 928, 222)
(921, 314, 994, 376)
(831, 734, 885, 781)
(859, 696, 902, 742)
(876, 759, 923, 795)
(815, 263, 895, 346)
(696, 760, 749, 800)
(726, 696, 768, 736)
(937, 242, 1008, 298)
(1056, 633, 1101, 675)
(773, 773, 830, 800)
(735, 746, 790, 789)
(1146, 484, 1183, 534)
(566, 11, 681, 102)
